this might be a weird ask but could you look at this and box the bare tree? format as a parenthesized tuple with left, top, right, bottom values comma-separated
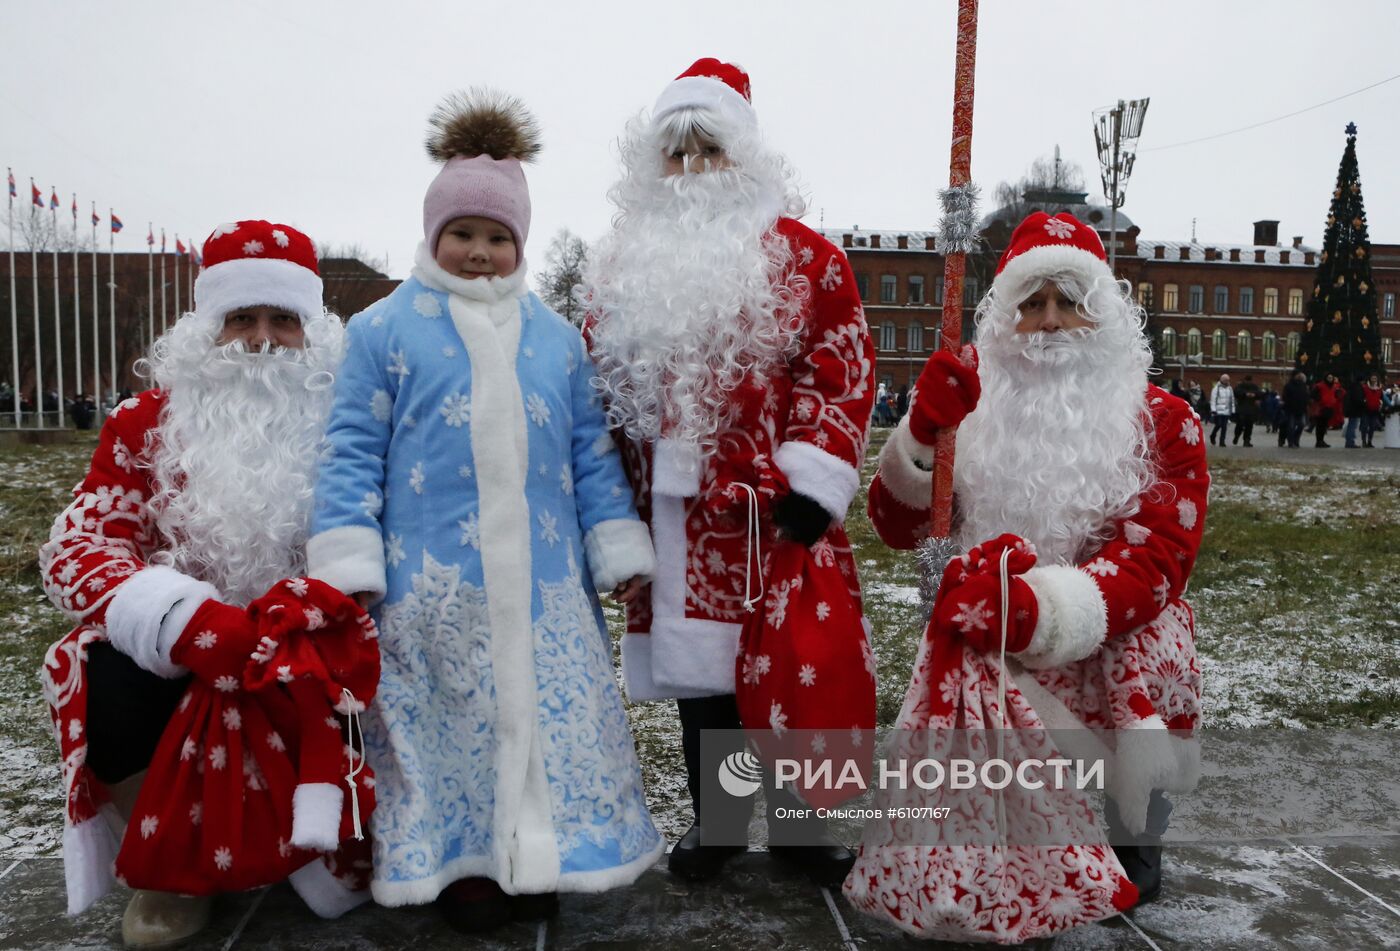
(991, 146, 1088, 222)
(535, 228, 588, 326)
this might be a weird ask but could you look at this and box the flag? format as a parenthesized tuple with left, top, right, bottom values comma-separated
(49, 188, 59, 210)
(7, 169, 14, 200)
(161, 229, 166, 253)
(71, 194, 77, 220)
(175, 236, 186, 255)
(91, 205, 100, 227)
(111, 213, 124, 233)
(31, 182, 43, 207)
(147, 225, 154, 247)
(191, 243, 202, 266)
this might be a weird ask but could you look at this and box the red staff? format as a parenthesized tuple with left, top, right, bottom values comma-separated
(930, 0, 980, 545)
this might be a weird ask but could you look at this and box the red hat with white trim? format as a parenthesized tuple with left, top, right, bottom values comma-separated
(993, 211, 1112, 298)
(194, 220, 323, 323)
(653, 58, 756, 130)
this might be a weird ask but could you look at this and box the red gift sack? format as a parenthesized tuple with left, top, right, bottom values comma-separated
(843, 542, 1136, 944)
(115, 578, 379, 895)
(735, 534, 876, 807)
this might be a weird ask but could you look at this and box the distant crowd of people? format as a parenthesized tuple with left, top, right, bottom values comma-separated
(0, 382, 133, 431)
(1172, 372, 1398, 450)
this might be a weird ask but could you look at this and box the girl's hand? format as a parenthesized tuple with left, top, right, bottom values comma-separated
(611, 576, 645, 605)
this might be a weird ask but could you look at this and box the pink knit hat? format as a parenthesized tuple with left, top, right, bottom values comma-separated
(422, 90, 542, 267)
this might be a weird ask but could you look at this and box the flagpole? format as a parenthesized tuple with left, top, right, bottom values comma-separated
(108, 211, 116, 406)
(7, 170, 18, 426)
(50, 190, 64, 427)
(71, 195, 82, 418)
(159, 230, 167, 335)
(91, 204, 98, 411)
(173, 235, 181, 328)
(30, 180, 43, 429)
(146, 224, 154, 355)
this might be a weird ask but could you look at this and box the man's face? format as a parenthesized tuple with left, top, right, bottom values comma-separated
(1220, 374, 1231, 386)
(662, 134, 732, 177)
(218, 306, 304, 349)
(1013, 281, 1092, 335)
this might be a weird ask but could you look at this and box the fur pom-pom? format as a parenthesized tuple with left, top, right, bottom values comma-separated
(425, 88, 542, 163)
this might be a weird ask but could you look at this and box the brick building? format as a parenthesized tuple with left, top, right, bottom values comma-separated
(825, 198, 1397, 393)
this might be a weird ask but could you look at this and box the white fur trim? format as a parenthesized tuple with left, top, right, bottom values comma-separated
(993, 244, 1113, 303)
(411, 242, 528, 303)
(773, 440, 861, 523)
(289, 858, 372, 919)
(291, 782, 344, 852)
(653, 74, 756, 131)
(193, 256, 324, 322)
(583, 519, 656, 592)
(652, 438, 701, 497)
(651, 616, 742, 695)
(556, 836, 665, 892)
(448, 293, 558, 894)
(105, 566, 218, 678)
(1106, 715, 1202, 836)
(1016, 565, 1108, 670)
(621, 634, 716, 702)
(874, 418, 935, 511)
(62, 810, 121, 915)
(307, 525, 386, 605)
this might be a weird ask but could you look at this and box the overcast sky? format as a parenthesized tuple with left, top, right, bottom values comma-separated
(4, 1, 1397, 280)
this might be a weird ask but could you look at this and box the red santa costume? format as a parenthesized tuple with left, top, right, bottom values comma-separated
(845, 212, 1208, 940)
(38, 221, 368, 918)
(582, 59, 876, 883)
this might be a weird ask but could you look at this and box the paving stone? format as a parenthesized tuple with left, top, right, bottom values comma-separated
(0, 856, 258, 950)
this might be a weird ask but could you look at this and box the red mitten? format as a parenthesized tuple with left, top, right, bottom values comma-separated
(931, 533, 1039, 653)
(908, 346, 981, 445)
(169, 599, 260, 688)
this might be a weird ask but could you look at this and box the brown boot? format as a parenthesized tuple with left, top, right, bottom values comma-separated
(121, 890, 212, 949)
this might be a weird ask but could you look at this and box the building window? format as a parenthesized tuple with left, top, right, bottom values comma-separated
(1188, 285, 1204, 314)
(1263, 287, 1278, 314)
(933, 278, 944, 305)
(1211, 329, 1227, 359)
(1383, 293, 1395, 318)
(1239, 287, 1254, 314)
(963, 277, 981, 305)
(1287, 288, 1304, 316)
(1137, 282, 1153, 308)
(908, 322, 923, 352)
(1214, 285, 1229, 313)
(1262, 331, 1277, 361)
(1287, 332, 1301, 360)
(1162, 283, 1179, 312)
(1384, 338, 1393, 363)
(1159, 327, 1177, 358)
(880, 275, 897, 304)
(908, 275, 925, 304)
(880, 321, 897, 351)
(1236, 330, 1252, 360)
(1187, 328, 1203, 356)
(856, 274, 869, 300)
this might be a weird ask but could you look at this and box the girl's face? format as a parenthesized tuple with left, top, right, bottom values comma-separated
(435, 216, 517, 279)
(662, 134, 732, 177)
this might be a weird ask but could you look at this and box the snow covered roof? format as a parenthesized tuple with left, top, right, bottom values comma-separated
(1135, 240, 1317, 266)
(818, 229, 938, 251)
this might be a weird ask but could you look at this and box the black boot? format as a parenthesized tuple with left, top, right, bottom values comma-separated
(768, 832, 856, 887)
(668, 824, 747, 882)
(1112, 844, 1163, 906)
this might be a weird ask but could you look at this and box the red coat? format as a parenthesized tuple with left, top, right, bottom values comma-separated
(586, 218, 876, 699)
(867, 384, 1208, 826)
(39, 391, 370, 917)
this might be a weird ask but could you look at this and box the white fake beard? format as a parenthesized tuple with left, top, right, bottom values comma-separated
(954, 284, 1154, 566)
(585, 155, 807, 458)
(142, 314, 343, 606)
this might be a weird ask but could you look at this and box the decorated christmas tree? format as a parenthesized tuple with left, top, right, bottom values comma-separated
(1296, 123, 1382, 382)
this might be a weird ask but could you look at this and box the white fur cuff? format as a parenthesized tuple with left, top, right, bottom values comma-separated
(1016, 565, 1108, 669)
(584, 519, 656, 592)
(874, 418, 935, 510)
(652, 438, 702, 498)
(773, 440, 861, 523)
(621, 633, 722, 702)
(105, 566, 219, 679)
(289, 857, 372, 919)
(307, 526, 387, 605)
(291, 782, 344, 852)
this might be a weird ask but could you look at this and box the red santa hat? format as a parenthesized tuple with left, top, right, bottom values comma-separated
(193, 220, 323, 323)
(993, 211, 1113, 300)
(652, 58, 757, 132)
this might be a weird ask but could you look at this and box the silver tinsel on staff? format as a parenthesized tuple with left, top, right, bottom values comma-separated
(935, 182, 981, 255)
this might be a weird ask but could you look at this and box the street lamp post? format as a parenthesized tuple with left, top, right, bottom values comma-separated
(1093, 98, 1149, 274)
